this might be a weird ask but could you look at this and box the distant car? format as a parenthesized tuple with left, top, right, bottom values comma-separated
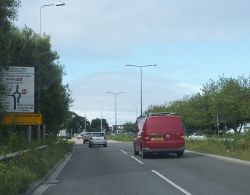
(77, 134, 83, 139)
(89, 132, 107, 148)
(83, 132, 92, 144)
(226, 129, 235, 134)
(188, 132, 206, 140)
(65, 133, 72, 139)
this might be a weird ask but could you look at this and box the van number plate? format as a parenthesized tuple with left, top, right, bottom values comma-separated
(151, 137, 163, 141)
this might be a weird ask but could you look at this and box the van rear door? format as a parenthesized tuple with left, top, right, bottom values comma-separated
(146, 116, 184, 149)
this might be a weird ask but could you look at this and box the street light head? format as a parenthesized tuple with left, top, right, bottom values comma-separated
(54, 1, 65, 6)
(106, 91, 126, 95)
(125, 64, 136, 67)
(125, 64, 157, 67)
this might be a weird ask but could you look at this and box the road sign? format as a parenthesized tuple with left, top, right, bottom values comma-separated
(0, 66, 35, 112)
(1, 113, 42, 125)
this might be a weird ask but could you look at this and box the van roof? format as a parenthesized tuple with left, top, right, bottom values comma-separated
(147, 112, 177, 116)
(137, 112, 177, 120)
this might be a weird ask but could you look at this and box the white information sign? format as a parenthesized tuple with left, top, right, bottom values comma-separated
(0, 66, 35, 112)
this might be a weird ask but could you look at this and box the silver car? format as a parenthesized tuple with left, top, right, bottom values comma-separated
(89, 132, 107, 147)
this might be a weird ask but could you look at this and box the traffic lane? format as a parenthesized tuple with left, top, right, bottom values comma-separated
(117, 142, 250, 195)
(43, 143, 186, 195)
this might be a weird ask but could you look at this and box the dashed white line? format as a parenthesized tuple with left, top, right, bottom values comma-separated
(120, 150, 128, 155)
(119, 150, 144, 165)
(130, 156, 144, 165)
(151, 170, 192, 195)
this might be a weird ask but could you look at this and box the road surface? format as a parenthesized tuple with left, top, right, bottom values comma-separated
(32, 140, 250, 195)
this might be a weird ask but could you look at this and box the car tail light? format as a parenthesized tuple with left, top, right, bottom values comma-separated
(181, 135, 184, 139)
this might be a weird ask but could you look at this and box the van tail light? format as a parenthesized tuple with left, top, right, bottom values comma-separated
(144, 136, 150, 141)
(165, 134, 170, 139)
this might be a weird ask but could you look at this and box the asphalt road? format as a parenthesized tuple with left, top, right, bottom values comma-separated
(32, 139, 250, 195)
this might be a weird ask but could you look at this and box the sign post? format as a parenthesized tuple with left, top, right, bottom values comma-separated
(0, 66, 41, 142)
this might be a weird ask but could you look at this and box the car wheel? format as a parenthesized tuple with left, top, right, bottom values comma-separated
(89, 144, 92, 148)
(104, 144, 107, 147)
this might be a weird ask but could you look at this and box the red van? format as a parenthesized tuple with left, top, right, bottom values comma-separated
(133, 113, 185, 158)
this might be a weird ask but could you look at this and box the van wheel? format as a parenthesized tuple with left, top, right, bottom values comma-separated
(177, 151, 183, 158)
(141, 150, 147, 159)
(134, 147, 139, 155)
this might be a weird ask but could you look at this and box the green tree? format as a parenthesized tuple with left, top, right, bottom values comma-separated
(67, 112, 90, 134)
(145, 75, 250, 134)
(91, 118, 109, 132)
(122, 122, 136, 134)
(0, 0, 20, 112)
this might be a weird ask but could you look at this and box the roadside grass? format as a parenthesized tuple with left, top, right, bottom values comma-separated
(107, 133, 250, 161)
(0, 134, 62, 156)
(0, 139, 73, 195)
(185, 131, 250, 161)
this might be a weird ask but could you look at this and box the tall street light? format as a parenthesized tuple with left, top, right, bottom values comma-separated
(106, 91, 126, 133)
(37, 1, 65, 140)
(125, 64, 157, 117)
(40, 1, 65, 34)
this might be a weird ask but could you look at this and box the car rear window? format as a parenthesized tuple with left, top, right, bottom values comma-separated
(147, 117, 182, 132)
(92, 133, 105, 137)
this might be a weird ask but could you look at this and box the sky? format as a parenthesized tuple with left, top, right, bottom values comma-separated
(15, 0, 250, 126)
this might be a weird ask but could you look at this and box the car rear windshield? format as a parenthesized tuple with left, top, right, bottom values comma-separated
(147, 117, 182, 132)
(91, 133, 105, 137)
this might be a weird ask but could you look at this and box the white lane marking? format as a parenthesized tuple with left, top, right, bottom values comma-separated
(130, 156, 144, 165)
(120, 150, 128, 155)
(120, 150, 144, 165)
(151, 170, 192, 195)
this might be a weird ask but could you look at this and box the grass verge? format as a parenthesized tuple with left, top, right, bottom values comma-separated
(107, 134, 134, 142)
(185, 134, 250, 161)
(0, 139, 73, 195)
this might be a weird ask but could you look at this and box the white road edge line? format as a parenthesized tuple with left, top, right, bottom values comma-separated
(151, 170, 192, 195)
(130, 156, 144, 165)
(120, 150, 128, 155)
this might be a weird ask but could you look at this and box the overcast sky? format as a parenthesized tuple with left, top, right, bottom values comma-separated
(15, 0, 250, 126)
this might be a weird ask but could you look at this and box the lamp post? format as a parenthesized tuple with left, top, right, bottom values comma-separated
(37, 1, 65, 141)
(40, 1, 65, 34)
(125, 64, 157, 116)
(134, 105, 138, 120)
(106, 91, 126, 133)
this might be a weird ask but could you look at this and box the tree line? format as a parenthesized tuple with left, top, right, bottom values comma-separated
(66, 112, 109, 134)
(145, 76, 250, 134)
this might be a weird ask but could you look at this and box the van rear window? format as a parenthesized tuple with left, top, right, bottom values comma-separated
(147, 117, 182, 132)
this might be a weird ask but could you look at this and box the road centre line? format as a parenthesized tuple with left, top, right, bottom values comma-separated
(151, 170, 192, 195)
(120, 150, 128, 155)
(130, 156, 144, 165)
(119, 150, 144, 165)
